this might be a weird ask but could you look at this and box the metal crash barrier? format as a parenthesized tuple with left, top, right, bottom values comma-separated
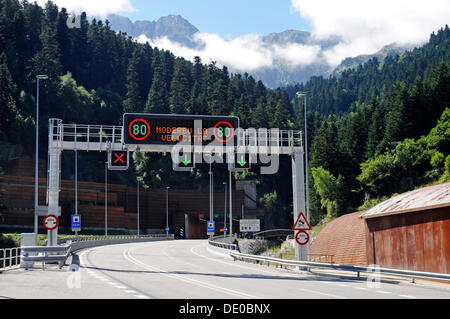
(16, 234, 175, 271)
(208, 235, 238, 251)
(228, 251, 450, 283)
(21, 242, 72, 270)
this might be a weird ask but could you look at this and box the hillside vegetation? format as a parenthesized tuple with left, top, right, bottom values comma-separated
(0, 0, 448, 228)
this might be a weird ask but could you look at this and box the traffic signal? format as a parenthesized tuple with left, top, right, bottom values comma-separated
(228, 152, 250, 172)
(172, 151, 195, 171)
(108, 150, 129, 170)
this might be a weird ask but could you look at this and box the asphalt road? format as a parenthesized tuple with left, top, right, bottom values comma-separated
(1, 240, 449, 299)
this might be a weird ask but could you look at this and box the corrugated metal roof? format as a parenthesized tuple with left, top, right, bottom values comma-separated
(361, 183, 450, 219)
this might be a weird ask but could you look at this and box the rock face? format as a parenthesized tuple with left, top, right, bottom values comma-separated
(106, 14, 199, 47)
(237, 239, 269, 255)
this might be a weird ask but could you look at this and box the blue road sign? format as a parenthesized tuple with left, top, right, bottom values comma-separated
(207, 221, 215, 235)
(71, 214, 81, 231)
(165, 227, 170, 232)
(224, 227, 228, 232)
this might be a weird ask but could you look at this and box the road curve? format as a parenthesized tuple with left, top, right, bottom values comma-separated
(77, 240, 450, 299)
(0, 240, 449, 299)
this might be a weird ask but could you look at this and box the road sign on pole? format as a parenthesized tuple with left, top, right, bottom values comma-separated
(292, 212, 311, 231)
(43, 215, 59, 231)
(239, 219, 260, 232)
(71, 214, 81, 232)
(207, 221, 215, 236)
(295, 230, 309, 246)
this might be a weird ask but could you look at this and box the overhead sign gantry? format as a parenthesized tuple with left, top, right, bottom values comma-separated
(45, 115, 308, 262)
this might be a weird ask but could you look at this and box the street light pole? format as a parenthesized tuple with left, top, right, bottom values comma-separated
(137, 178, 140, 236)
(34, 75, 48, 237)
(75, 150, 78, 237)
(223, 182, 227, 237)
(166, 186, 170, 235)
(229, 170, 232, 240)
(105, 161, 108, 236)
(208, 157, 213, 237)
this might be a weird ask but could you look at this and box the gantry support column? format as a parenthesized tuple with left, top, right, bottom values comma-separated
(291, 151, 310, 261)
(47, 119, 62, 246)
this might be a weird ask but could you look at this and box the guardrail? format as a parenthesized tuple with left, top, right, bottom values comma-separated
(62, 234, 175, 253)
(21, 242, 72, 270)
(228, 251, 450, 283)
(6, 234, 175, 272)
(0, 248, 21, 272)
(208, 235, 238, 250)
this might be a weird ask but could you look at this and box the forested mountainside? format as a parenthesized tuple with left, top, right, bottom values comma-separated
(0, 0, 448, 227)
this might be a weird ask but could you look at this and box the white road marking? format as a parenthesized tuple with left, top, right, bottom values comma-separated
(114, 285, 127, 289)
(123, 248, 261, 299)
(125, 290, 138, 294)
(354, 287, 368, 290)
(191, 244, 347, 299)
(376, 290, 392, 294)
(78, 247, 149, 299)
(399, 294, 417, 299)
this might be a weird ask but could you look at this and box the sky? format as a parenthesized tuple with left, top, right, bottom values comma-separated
(35, 0, 450, 71)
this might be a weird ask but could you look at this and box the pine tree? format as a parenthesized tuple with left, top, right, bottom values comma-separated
(169, 61, 190, 114)
(123, 48, 145, 113)
(0, 52, 17, 134)
(365, 99, 385, 159)
(270, 101, 290, 129)
(145, 54, 169, 114)
(250, 98, 268, 128)
(32, 26, 62, 81)
(55, 8, 71, 73)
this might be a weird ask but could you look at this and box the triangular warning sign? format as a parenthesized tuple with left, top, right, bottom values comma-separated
(292, 212, 311, 231)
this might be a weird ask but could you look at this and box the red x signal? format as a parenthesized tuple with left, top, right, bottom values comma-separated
(113, 153, 125, 164)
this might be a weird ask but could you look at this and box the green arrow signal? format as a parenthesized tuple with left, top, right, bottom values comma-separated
(181, 154, 191, 166)
(237, 155, 247, 167)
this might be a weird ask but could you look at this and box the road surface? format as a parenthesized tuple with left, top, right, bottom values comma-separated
(0, 240, 449, 299)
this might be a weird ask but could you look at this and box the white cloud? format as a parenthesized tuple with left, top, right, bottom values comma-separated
(137, 33, 322, 72)
(34, 0, 136, 17)
(291, 0, 450, 65)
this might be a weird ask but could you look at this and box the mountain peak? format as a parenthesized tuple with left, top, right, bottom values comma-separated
(107, 14, 198, 47)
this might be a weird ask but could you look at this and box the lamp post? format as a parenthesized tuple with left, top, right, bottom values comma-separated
(229, 170, 232, 240)
(296, 91, 310, 225)
(105, 161, 108, 236)
(34, 75, 48, 236)
(166, 186, 170, 235)
(223, 182, 227, 237)
(137, 178, 140, 236)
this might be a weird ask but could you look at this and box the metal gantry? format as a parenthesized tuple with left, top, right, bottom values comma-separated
(45, 118, 309, 261)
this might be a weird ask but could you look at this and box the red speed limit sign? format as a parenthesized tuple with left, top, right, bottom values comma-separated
(43, 215, 59, 231)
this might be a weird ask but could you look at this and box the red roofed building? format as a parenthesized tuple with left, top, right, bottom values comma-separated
(311, 182, 450, 273)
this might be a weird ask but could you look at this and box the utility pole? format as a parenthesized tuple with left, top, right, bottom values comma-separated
(137, 178, 140, 236)
(229, 170, 232, 240)
(223, 182, 227, 237)
(166, 187, 170, 235)
(75, 150, 78, 237)
(105, 161, 108, 236)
